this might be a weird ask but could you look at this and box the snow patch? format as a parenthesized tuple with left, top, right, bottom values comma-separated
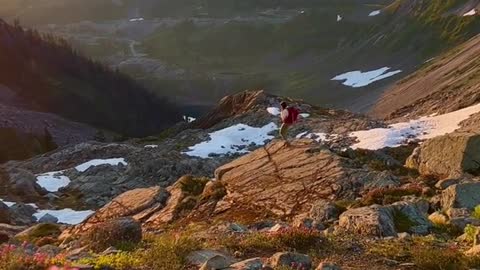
(300, 113, 310, 118)
(184, 123, 278, 158)
(464, 9, 477, 16)
(75, 158, 127, 172)
(369, 10, 381, 17)
(0, 199, 15, 207)
(337, 15, 343, 22)
(144, 145, 159, 148)
(350, 103, 480, 150)
(267, 107, 281, 116)
(129, 17, 144, 22)
(34, 209, 94, 225)
(183, 115, 196, 123)
(36, 171, 70, 192)
(332, 67, 402, 88)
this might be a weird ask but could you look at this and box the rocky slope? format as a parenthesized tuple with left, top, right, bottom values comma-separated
(2, 88, 480, 269)
(372, 33, 480, 124)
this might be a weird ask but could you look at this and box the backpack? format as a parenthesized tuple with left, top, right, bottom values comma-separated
(284, 107, 300, 124)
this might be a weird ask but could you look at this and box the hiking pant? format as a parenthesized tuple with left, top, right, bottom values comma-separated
(280, 123, 290, 140)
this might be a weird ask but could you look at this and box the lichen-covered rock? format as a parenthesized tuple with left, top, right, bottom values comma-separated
(441, 183, 480, 210)
(406, 133, 480, 177)
(9, 203, 37, 225)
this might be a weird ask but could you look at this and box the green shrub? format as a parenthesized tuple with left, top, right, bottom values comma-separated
(464, 224, 479, 244)
(178, 175, 210, 196)
(16, 223, 61, 242)
(140, 233, 203, 270)
(472, 205, 480, 219)
(413, 246, 466, 270)
(79, 252, 142, 270)
(223, 228, 324, 255)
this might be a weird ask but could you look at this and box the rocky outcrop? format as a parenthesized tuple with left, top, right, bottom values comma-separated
(406, 132, 480, 177)
(268, 252, 312, 269)
(213, 139, 397, 218)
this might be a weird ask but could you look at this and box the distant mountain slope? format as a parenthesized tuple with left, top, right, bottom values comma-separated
(371, 33, 480, 121)
(0, 19, 181, 137)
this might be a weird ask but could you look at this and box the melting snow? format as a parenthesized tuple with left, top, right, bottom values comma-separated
(369, 10, 381, 17)
(75, 158, 127, 172)
(129, 17, 144, 22)
(337, 15, 343, 22)
(34, 209, 94, 225)
(300, 113, 310, 118)
(36, 171, 70, 192)
(350, 103, 480, 150)
(267, 107, 281, 116)
(332, 67, 402, 88)
(184, 123, 278, 158)
(464, 9, 477, 16)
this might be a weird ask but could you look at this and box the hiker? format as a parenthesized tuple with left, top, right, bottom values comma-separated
(279, 101, 299, 144)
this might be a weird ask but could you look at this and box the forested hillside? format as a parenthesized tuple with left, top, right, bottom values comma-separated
(0, 19, 181, 136)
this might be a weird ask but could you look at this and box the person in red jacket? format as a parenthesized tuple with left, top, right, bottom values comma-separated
(279, 101, 299, 144)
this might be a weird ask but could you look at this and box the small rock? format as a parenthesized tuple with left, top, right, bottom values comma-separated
(268, 252, 312, 269)
(465, 245, 480, 256)
(199, 254, 231, 270)
(187, 250, 234, 267)
(428, 212, 448, 225)
(383, 259, 400, 266)
(229, 223, 248, 233)
(229, 257, 263, 270)
(397, 232, 411, 239)
(39, 213, 59, 224)
(268, 223, 289, 233)
(316, 262, 341, 270)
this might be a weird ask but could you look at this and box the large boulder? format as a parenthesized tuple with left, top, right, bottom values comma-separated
(9, 203, 37, 225)
(337, 205, 396, 237)
(441, 183, 480, 210)
(213, 140, 399, 218)
(337, 200, 432, 237)
(85, 217, 142, 252)
(406, 132, 480, 177)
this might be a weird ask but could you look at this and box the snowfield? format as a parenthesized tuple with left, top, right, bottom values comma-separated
(36, 171, 70, 192)
(332, 67, 402, 88)
(34, 209, 94, 225)
(350, 103, 480, 150)
(75, 158, 127, 172)
(185, 123, 278, 158)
